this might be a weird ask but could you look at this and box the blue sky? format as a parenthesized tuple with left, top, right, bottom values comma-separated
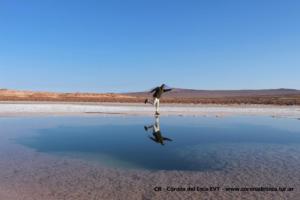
(0, 0, 299, 92)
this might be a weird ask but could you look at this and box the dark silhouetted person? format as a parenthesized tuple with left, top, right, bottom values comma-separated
(144, 115, 172, 145)
(144, 84, 172, 115)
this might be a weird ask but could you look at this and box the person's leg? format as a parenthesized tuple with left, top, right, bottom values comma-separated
(145, 117, 155, 131)
(154, 115, 160, 132)
(146, 98, 154, 105)
(144, 124, 154, 131)
(154, 98, 158, 113)
(155, 98, 160, 114)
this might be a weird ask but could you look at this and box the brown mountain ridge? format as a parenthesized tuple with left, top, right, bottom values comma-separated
(1, 88, 300, 105)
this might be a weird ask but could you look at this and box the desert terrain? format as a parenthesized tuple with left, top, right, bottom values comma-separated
(1, 88, 300, 105)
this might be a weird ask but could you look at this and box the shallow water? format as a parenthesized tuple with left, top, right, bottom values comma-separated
(13, 115, 300, 171)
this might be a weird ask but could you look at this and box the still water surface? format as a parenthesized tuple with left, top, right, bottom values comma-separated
(16, 115, 300, 171)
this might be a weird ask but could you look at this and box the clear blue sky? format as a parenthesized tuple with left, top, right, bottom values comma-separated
(0, 0, 299, 92)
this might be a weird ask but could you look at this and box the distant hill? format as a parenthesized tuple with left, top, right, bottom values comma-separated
(127, 88, 300, 105)
(128, 88, 300, 98)
(1, 88, 300, 105)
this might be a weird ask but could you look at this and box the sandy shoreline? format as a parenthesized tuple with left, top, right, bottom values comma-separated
(1, 102, 300, 118)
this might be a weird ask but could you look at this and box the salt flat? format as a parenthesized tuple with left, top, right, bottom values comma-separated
(0, 102, 300, 118)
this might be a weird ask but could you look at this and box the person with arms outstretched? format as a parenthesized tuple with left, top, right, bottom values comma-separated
(144, 84, 172, 115)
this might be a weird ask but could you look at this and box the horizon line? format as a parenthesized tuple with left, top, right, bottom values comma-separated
(1, 87, 299, 94)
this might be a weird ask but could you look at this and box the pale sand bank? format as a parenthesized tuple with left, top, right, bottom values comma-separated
(1, 102, 300, 118)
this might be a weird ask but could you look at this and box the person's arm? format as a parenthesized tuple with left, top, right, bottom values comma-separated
(163, 137, 172, 141)
(148, 136, 157, 142)
(163, 88, 172, 92)
(150, 87, 158, 93)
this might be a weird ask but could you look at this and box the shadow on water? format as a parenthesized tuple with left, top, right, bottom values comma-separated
(15, 116, 300, 171)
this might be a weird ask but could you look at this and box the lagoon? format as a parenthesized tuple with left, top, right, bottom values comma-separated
(15, 115, 300, 171)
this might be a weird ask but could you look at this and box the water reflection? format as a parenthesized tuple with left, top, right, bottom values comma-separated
(13, 116, 300, 171)
(144, 115, 173, 145)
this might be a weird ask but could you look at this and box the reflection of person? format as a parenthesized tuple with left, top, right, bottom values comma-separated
(144, 115, 172, 145)
(144, 84, 172, 115)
